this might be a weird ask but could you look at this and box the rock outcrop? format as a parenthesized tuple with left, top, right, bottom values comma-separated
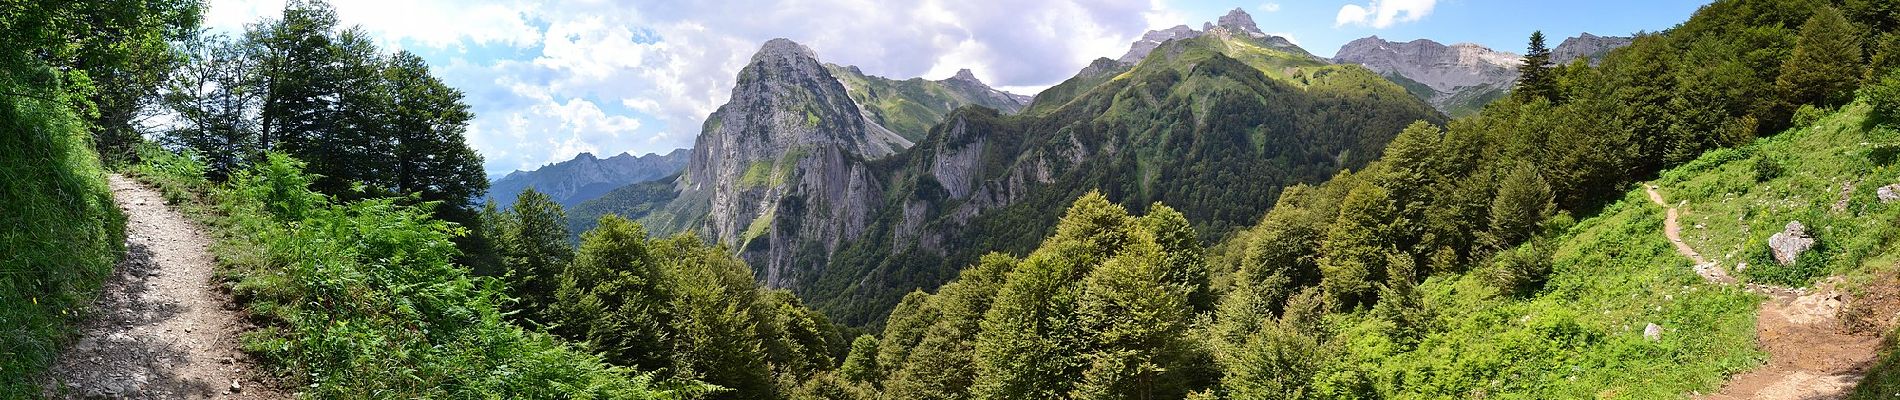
(1769, 221, 1818, 265)
(1878, 184, 1899, 203)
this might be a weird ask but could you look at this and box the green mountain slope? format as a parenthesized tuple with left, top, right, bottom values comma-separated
(829, 65, 1030, 141)
(803, 31, 1444, 324)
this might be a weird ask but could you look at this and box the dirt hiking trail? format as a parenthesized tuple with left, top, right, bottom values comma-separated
(1645, 185, 1885, 400)
(40, 175, 281, 399)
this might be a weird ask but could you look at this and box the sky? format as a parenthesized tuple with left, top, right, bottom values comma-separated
(201, 0, 1710, 177)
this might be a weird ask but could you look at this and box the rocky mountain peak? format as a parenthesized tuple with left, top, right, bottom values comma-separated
(1118, 25, 1201, 64)
(1552, 32, 1633, 65)
(1210, 7, 1265, 38)
(754, 38, 819, 65)
(949, 68, 982, 85)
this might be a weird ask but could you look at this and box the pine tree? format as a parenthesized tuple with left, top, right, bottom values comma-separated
(1514, 31, 1559, 104)
(1777, 6, 1864, 108)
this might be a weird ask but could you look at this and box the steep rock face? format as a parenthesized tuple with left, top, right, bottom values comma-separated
(673, 39, 900, 287)
(486, 149, 688, 208)
(1552, 32, 1634, 65)
(1333, 36, 1519, 115)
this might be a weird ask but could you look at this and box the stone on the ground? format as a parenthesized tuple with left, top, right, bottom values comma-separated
(1879, 184, 1899, 203)
(1644, 323, 1663, 341)
(1768, 221, 1816, 265)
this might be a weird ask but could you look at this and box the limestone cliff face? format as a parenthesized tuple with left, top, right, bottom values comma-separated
(1552, 33, 1634, 65)
(1332, 36, 1520, 113)
(1332, 33, 1631, 115)
(675, 39, 900, 287)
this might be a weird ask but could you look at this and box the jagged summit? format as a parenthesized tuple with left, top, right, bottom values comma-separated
(949, 68, 982, 84)
(1117, 8, 1301, 65)
(1209, 7, 1265, 38)
(1552, 32, 1634, 65)
(754, 38, 818, 63)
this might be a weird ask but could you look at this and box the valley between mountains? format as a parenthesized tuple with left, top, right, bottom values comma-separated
(13, 0, 1900, 399)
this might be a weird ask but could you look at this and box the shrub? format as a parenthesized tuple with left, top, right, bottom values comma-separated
(1866, 68, 1900, 124)
(1792, 104, 1832, 128)
(1753, 155, 1785, 182)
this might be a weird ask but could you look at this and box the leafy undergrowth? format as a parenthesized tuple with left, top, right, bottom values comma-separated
(132, 150, 712, 399)
(0, 67, 127, 393)
(1318, 195, 1761, 398)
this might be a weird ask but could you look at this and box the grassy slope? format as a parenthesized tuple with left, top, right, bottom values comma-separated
(0, 78, 127, 392)
(808, 33, 1443, 325)
(1326, 104, 1899, 398)
(828, 65, 1024, 142)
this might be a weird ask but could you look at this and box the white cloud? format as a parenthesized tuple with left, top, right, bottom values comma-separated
(1260, 2, 1281, 12)
(1334, 0, 1436, 29)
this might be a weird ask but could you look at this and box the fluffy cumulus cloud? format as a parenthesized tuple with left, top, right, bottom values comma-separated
(203, 0, 1176, 175)
(1334, 0, 1436, 29)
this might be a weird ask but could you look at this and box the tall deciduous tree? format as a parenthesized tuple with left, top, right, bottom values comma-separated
(497, 189, 573, 321)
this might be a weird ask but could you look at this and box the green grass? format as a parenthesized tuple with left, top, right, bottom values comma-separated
(1329, 103, 1900, 399)
(0, 70, 127, 394)
(1652, 104, 1900, 288)
(132, 150, 713, 399)
(1304, 104, 1900, 398)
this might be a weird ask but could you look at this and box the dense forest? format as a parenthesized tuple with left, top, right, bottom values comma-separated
(8, 0, 1900, 398)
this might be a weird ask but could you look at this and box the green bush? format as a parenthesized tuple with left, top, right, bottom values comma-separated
(137, 151, 713, 399)
(1866, 68, 1900, 124)
(0, 67, 127, 393)
(1792, 104, 1832, 128)
(1753, 155, 1785, 182)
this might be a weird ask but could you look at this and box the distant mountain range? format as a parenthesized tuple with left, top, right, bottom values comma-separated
(1332, 32, 1632, 116)
(486, 149, 688, 208)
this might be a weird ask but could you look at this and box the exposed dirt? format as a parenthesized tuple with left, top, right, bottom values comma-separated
(1646, 185, 1888, 399)
(1704, 283, 1883, 400)
(39, 175, 281, 399)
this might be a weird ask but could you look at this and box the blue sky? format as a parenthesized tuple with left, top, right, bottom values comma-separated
(203, 0, 1709, 177)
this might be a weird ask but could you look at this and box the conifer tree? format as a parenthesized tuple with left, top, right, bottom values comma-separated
(1514, 31, 1559, 103)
